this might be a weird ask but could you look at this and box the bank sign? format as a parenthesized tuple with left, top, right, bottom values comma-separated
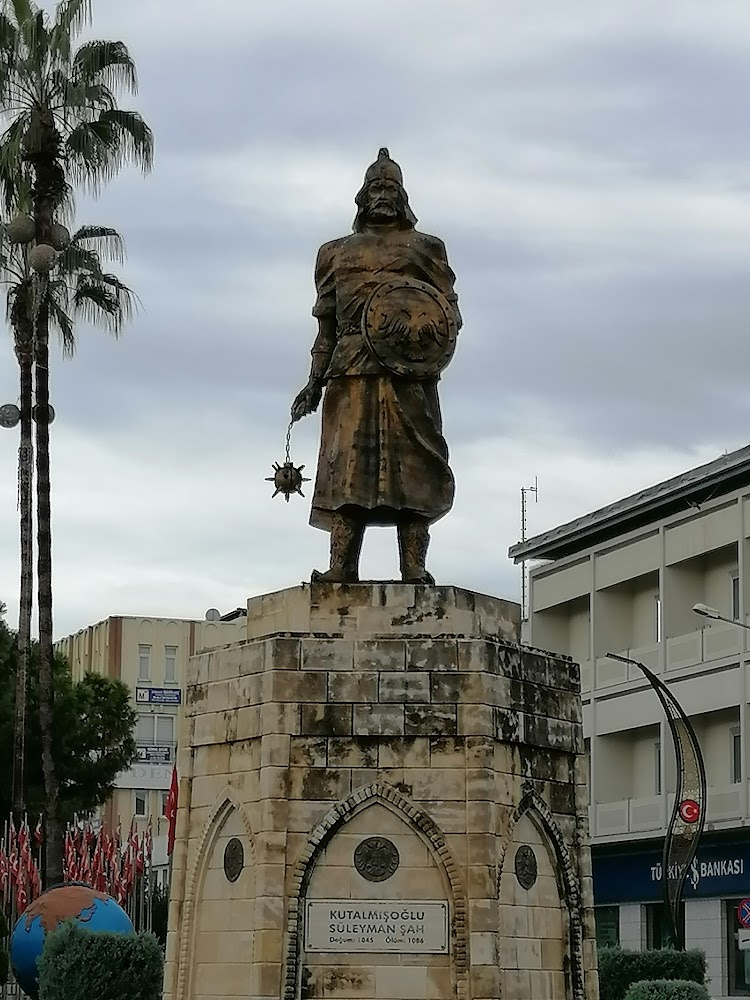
(593, 841, 750, 903)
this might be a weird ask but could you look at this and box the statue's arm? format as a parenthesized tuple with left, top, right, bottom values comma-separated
(292, 243, 338, 421)
(434, 238, 462, 332)
(309, 317, 336, 382)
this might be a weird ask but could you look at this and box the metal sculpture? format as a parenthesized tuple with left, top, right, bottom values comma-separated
(607, 653, 706, 950)
(289, 147, 462, 584)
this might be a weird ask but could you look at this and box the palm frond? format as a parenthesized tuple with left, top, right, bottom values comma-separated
(48, 291, 75, 355)
(50, 0, 90, 59)
(61, 78, 114, 113)
(72, 39, 137, 93)
(0, 115, 30, 211)
(73, 276, 134, 333)
(0, 12, 18, 52)
(71, 224, 124, 263)
(56, 241, 101, 277)
(66, 108, 153, 189)
(17, 7, 47, 65)
(6, 0, 35, 30)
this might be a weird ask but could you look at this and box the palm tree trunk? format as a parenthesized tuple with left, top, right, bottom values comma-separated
(33, 291, 62, 885)
(29, 106, 65, 887)
(12, 341, 33, 816)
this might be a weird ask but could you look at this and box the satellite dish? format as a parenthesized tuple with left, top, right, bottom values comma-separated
(0, 403, 20, 429)
(32, 403, 55, 424)
(204, 608, 221, 622)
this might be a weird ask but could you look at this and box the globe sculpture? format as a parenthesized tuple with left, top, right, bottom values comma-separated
(10, 882, 134, 999)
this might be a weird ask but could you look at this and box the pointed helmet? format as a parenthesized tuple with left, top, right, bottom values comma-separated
(353, 148, 418, 232)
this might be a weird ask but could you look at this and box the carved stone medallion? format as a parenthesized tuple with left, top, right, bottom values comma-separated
(223, 837, 244, 882)
(514, 845, 538, 890)
(363, 277, 458, 379)
(353, 837, 400, 882)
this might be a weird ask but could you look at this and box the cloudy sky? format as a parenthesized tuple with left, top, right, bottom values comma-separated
(1, 0, 749, 638)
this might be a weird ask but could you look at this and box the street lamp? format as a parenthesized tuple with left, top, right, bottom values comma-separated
(692, 603, 750, 631)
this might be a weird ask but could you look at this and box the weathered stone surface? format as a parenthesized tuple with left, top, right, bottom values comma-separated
(167, 584, 597, 1000)
(301, 704, 353, 736)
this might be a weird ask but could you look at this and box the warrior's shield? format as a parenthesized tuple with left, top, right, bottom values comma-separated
(362, 277, 458, 378)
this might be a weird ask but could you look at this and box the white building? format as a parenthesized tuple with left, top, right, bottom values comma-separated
(55, 609, 246, 883)
(510, 444, 750, 999)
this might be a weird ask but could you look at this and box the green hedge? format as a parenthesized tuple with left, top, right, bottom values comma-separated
(38, 921, 163, 1000)
(624, 981, 711, 1000)
(598, 948, 706, 1000)
(0, 910, 8, 986)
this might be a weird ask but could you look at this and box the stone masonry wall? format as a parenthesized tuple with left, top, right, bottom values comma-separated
(164, 584, 599, 1000)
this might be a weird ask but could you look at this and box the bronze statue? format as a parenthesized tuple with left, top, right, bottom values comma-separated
(291, 148, 462, 584)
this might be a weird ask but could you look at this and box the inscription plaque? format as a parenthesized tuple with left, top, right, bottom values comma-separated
(304, 899, 449, 954)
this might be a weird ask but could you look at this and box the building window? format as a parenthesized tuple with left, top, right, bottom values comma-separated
(645, 901, 683, 949)
(594, 906, 619, 948)
(655, 593, 662, 642)
(156, 715, 175, 746)
(732, 727, 742, 785)
(732, 574, 741, 621)
(134, 789, 148, 818)
(654, 739, 662, 796)
(164, 645, 178, 684)
(138, 644, 151, 681)
(136, 713, 153, 744)
(135, 713, 176, 762)
(727, 900, 750, 995)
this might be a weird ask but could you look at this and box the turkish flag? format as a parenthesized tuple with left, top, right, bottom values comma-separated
(165, 765, 178, 856)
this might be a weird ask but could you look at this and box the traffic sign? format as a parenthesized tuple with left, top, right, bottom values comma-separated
(737, 899, 750, 929)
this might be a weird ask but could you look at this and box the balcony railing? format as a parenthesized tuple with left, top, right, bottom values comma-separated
(594, 785, 743, 837)
(666, 623, 740, 671)
(593, 625, 741, 688)
(594, 643, 659, 688)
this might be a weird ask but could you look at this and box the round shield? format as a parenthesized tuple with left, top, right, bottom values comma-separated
(362, 277, 458, 378)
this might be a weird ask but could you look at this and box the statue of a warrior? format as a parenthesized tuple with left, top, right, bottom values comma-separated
(291, 148, 462, 584)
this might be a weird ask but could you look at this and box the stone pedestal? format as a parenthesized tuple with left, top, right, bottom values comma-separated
(164, 584, 598, 1000)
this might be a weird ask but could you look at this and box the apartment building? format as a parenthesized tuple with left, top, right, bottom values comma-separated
(55, 610, 245, 881)
(510, 444, 750, 999)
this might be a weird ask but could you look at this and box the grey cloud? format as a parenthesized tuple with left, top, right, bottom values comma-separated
(5, 0, 750, 635)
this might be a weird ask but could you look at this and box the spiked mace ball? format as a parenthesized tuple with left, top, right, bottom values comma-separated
(266, 461, 310, 501)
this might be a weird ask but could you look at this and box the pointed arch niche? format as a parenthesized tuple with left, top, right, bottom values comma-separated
(283, 783, 468, 1000)
(497, 792, 585, 1000)
(176, 790, 257, 1000)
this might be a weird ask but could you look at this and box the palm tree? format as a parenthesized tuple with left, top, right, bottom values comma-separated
(3, 217, 136, 879)
(0, 0, 152, 884)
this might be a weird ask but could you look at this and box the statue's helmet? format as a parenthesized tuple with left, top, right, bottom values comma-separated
(353, 148, 418, 232)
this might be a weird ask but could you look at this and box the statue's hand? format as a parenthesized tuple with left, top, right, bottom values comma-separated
(291, 380, 323, 422)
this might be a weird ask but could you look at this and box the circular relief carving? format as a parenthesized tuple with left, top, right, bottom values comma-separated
(363, 277, 458, 379)
(514, 845, 538, 890)
(223, 837, 244, 882)
(354, 837, 400, 882)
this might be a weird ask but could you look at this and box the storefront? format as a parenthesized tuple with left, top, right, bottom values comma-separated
(592, 835, 750, 997)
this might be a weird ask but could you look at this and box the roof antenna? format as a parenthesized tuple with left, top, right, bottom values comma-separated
(520, 477, 539, 621)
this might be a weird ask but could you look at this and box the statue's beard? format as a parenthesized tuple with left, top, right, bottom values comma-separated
(366, 200, 399, 223)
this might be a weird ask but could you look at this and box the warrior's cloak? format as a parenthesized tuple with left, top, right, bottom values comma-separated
(309, 227, 461, 530)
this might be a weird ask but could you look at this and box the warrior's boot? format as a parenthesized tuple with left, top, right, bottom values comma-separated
(311, 513, 364, 583)
(398, 519, 435, 585)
